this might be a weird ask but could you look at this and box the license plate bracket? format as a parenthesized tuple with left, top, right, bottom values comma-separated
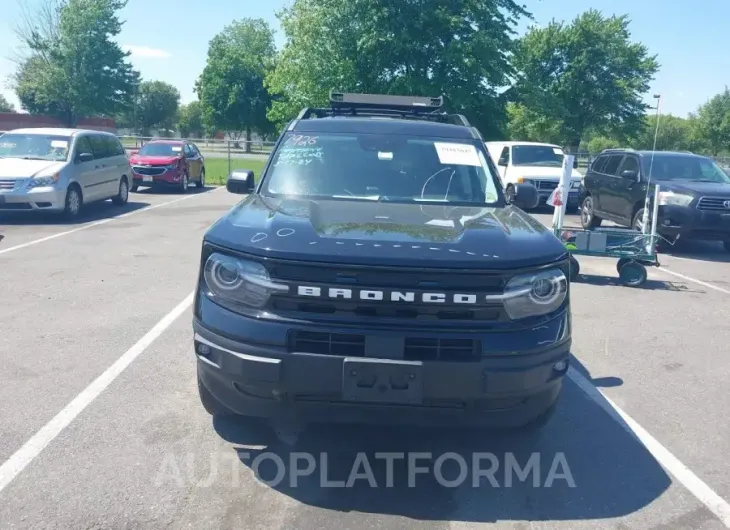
(143, 175, 153, 182)
(342, 358, 423, 405)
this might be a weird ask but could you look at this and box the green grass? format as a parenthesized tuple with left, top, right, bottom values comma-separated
(204, 157, 267, 186)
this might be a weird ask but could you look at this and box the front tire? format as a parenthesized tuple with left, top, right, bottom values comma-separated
(112, 177, 129, 206)
(580, 195, 602, 229)
(196, 169, 205, 189)
(180, 172, 189, 194)
(63, 185, 83, 220)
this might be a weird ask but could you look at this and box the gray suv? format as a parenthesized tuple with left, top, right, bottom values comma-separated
(0, 128, 131, 218)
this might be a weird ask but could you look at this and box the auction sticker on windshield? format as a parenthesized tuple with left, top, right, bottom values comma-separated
(434, 142, 480, 166)
(51, 140, 68, 148)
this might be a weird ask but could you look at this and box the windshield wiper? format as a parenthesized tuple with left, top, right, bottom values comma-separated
(20, 156, 48, 161)
(331, 194, 380, 200)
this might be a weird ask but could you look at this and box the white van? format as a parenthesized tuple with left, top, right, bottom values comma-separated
(485, 141, 583, 211)
(0, 128, 131, 218)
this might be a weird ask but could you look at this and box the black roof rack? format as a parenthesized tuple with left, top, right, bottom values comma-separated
(294, 91, 472, 127)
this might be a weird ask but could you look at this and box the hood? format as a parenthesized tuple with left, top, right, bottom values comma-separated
(654, 180, 730, 197)
(514, 165, 583, 180)
(0, 158, 66, 179)
(204, 195, 568, 269)
(129, 155, 180, 165)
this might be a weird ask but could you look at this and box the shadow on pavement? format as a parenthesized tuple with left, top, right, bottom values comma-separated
(212, 376, 670, 524)
(659, 239, 730, 264)
(569, 355, 623, 389)
(572, 272, 698, 292)
(132, 186, 213, 196)
(0, 200, 150, 226)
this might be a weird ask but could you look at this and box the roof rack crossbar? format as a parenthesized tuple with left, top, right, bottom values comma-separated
(295, 92, 471, 127)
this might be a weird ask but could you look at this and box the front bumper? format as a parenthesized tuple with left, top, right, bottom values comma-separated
(193, 297, 572, 428)
(657, 205, 730, 242)
(132, 168, 184, 187)
(0, 186, 66, 212)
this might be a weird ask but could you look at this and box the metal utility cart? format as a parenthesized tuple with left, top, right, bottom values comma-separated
(553, 186, 663, 287)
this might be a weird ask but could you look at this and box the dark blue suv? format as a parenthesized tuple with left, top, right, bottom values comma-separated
(580, 149, 730, 252)
(192, 92, 572, 432)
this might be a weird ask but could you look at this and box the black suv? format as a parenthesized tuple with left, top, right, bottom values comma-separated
(192, 92, 572, 432)
(580, 149, 730, 252)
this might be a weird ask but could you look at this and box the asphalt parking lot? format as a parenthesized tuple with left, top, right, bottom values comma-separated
(1, 191, 729, 529)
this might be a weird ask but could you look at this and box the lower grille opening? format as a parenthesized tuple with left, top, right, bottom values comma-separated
(404, 338, 480, 362)
(290, 331, 365, 356)
(0, 203, 32, 210)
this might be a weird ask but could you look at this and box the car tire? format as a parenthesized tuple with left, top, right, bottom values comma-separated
(180, 172, 189, 194)
(568, 255, 580, 281)
(63, 185, 83, 220)
(131, 183, 139, 192)
(580, 196, 602, 229)
(632, 208, 650, 232)
(111, 177, 129, 206)
(196, 169, 205, 189)
(198, 373, 236, 417)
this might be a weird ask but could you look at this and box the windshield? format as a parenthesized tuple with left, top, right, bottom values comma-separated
(0, 133, 71, 161)
(137, 143, 183, 157)
(261, 132, 502, 205)
(511, 145, 564, 167)
(642, 155, 730, 184)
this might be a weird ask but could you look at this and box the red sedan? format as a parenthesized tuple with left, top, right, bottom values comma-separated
(128, 140, 205, 192)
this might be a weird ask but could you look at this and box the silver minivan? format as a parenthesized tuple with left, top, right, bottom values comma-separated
(0, 127, 131, 218)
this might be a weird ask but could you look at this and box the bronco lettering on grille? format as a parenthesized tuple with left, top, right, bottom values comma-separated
(296, 286, 483, 305)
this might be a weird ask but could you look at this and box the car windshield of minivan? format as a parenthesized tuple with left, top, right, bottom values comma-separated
(0, 134, 71, 161)
(643, 155, 730, 184)
(512, 145, 564, 167)
(137, 143, 183, 157)
(262, 133, 501, 205)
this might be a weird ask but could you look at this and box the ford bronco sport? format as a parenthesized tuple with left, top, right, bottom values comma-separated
(192, 92, 572, 432)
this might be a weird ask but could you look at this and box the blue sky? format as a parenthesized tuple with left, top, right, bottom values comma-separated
(1, 0, 728, 118)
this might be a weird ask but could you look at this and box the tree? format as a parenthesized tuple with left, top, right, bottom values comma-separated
(695, 88, 730, 155)
(196, 18, 277, 152)
(266, 0, 530, 139)
(0, 95, 15, 113)
(12, 0, 139, 126)
(176, 101, 204, 138)
(511, 10, 659, 149)
(130, 81, 180, 135)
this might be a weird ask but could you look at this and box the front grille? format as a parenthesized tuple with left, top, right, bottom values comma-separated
(290, 331, 366, 356)
(272, 298, 502, 321)
(697, 197, 730, 212)
(132, 166, 166, 176)
(0, 179, 21, 190)
(535, 180, 558, 190)
(404, 338, 481, 361)
(267, 260, 509, 324)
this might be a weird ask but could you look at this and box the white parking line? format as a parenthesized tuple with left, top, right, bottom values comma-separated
(0, 292, 194, 494)
(658, 266, 730, 295)
(569, 367, 730, 527)
(0, 188, 219, 256)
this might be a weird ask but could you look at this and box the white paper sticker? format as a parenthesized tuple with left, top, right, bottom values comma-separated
(378, 151, 393, 160)
(434, 142, 481, 166)
(51, 140, 68, 148)
(552, 147, 563, 155)
(171, 146, 182, 152)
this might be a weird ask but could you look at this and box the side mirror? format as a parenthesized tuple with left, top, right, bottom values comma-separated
(498, 157, 508, 167)
(511, 182, 540, 210)
(77, 152, 93, 163)
(227, 170, 255, 194)
(621, 169, 638, 180)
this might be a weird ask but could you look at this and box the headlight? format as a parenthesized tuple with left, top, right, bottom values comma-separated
(499, 268, 568, 320)
(203, 252, 288, 309)
(658, 190, 694, 207)
(27, 173, 59, 188)
(166, 163, 179, 169)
